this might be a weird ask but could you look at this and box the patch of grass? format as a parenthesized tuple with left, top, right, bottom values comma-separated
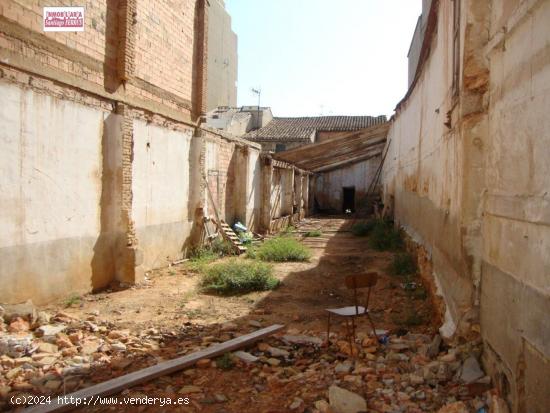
(368, 220, 403, 251)
(280, 225, 296, 237)
(256, 237, 311, 262)
(187, 238, 234, 273)
(304, 230, 322, 237)
(245, 246, 257, 259)
(351, 220, 376, 236)
(64, 294, 81, 308)
(216, 353, 235, 370)
(200, 259, 279, 295)
(390, 253, 417, 276)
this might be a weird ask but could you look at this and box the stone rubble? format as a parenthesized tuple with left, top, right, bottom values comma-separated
(0, 302, 503, 412)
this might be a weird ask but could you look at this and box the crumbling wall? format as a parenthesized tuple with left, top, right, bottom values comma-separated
(481, 0, 550, 410)
(382, 0, 474, 339)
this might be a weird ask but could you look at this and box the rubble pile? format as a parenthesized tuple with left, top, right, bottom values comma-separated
(0, 306, 507, 413)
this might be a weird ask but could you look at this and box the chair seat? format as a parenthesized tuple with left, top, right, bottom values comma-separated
(326, 306, 366, 316)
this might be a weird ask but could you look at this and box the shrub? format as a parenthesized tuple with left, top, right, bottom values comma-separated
(304, 230, 322, 237)
(187, 238, 234, 272)
(200, 259, 279, 295)
(390, 253, 417, 276)
(351, 220, 376, 236)
(256, 237, 311, 262)
(368, 220, 403, 251)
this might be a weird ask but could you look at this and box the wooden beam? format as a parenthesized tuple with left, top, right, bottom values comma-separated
(26, 325, 285, 413)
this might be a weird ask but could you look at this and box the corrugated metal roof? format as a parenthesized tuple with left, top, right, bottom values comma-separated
(243, 115, 387, 141)
(273, 122, 389, 172)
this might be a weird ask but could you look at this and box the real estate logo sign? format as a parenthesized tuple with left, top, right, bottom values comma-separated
(43, 7, 84, 32)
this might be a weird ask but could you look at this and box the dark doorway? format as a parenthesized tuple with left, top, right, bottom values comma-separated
(342, 187, 355, 213)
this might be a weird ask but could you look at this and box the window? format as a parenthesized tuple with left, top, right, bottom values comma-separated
(275, 143, 286, 153)
(452, 0, 461, 97)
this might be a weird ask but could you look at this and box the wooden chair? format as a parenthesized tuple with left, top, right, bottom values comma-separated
(326, 272, 379, 350)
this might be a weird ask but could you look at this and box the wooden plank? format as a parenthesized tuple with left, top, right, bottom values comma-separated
(25, 325, 284, 413)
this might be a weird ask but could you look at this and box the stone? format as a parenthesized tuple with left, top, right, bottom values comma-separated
(329, 385, 367, 413)
(111, 357, 133, 370)
(409, 374, 424, 385)
(248, 320, 262, 328)
(427, 334, 442, 358)
(196, 358, 211, 368)
(266, 357, 281, 366)
(437, 401, 469, 413)
(69, 331, 83, 344)
(314, 399, 330, 413)
(6, 367, 22, 380)
(0, 334, 33, 358)
(266, 346, 289, 358)
(36, 324, 66, 338)
(488, 394, 510, 413)
(56, 336, 74, 349)
(110, 342, 127, 352)
(233, 351, 258, 363)
(214, 393, 227, 402)
(178, 385, 202, 394)
(335, 362, 353, 374)
(34, 356, 57, 367)
(80, 340, 100, 355)
(62, 347, 78, 357)
(37, 342, 58, 353)
(44, 380, 62, 392)
(2, 300, 36, 322)
(440, 352, 457, 362)
(0, 385, 11, 398)
(459, 356, 484, 384)
(289, 397, 303, 410)
(221, 322, 238, 331)
(34, 311, 51, 327)
(108, 330, 128, 340)
(8, 317, 30, 333)
(283, 334, 323, 346)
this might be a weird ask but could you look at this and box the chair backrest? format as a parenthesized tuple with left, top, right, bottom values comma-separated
(345, 272, 378, 290)
(345, 272, 378, 310)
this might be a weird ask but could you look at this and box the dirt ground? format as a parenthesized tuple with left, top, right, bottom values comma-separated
(49, 216, 436, 338)
(2, 216, 489, 413)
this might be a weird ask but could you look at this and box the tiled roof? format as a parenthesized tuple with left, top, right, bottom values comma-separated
(243, 115, 387, 141)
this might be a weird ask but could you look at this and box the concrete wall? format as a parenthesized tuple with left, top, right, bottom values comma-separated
(382, 0, 550, 410)
(206, 0, 238, 110)
(315, 157, 381, 213)
(0, 81, 121, 304)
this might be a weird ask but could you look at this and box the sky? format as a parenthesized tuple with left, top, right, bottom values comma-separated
(225, 0, 421, 118)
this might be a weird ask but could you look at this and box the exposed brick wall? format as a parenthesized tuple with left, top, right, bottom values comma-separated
(0, 0, 203, 119)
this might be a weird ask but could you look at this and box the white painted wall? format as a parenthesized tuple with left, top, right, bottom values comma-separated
(132, 120, 194, 269)
(0, 82, 108, 303)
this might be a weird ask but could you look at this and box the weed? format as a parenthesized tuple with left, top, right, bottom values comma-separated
(368, 220, 403, 251)
(200, 259, 279, 295)
(280, 225, 296, 236)
(187, 238, 234, 273)
(168, 270, 177, 276)
(211, 238, 234, 255)
(64, 294, 81, 308)
(351, 220, 376, 236)
(304, 230, 322, 237)
(256, 237, 311, 262)
(246, 246, 257, 259)
(390, 253, 417, 276)
(216, 353, 235, 370)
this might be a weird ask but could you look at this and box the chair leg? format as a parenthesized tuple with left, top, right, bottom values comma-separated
(347, 319, 353, 356)
(366, 312, 379, 342)
(351, 316, 356, 346)
(325, 313, 331, 346)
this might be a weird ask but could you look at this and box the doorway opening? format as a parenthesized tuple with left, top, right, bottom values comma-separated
(342, 186, 355, 213)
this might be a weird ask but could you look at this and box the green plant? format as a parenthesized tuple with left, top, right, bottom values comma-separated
(64, 294, 81, 308)
(390, 253, 417, 276)
(256, 237, 311, 262)
(216, 353, 235, 370)
(304, 230, 322, 237)
(351, 220, 376, 236)
(280, 225, 296, 236)
(200, 259, 279, 295)
(368, 220, 403, 251)
(211, 238, 234, 255)
(246, 246, 258, 259)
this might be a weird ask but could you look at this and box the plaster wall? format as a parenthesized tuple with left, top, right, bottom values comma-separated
(480, 0, 550, 410)
(382, 0, 472, 337)
(131, 120, 194, 270)
(315, 157, 380, 213)
(0, 82, 118, 304)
